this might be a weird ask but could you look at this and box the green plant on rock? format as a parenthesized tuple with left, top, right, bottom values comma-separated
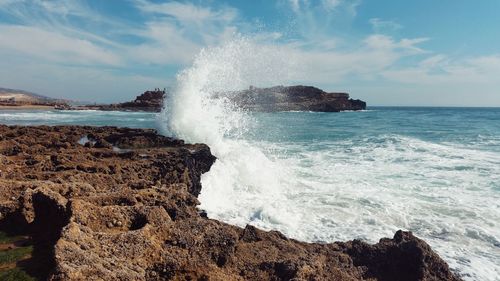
(0, 268, 36, 281)
(0, 231, 36, 281)
(0, 246, 33, 263)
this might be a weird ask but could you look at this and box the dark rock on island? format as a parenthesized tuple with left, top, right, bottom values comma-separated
(66, 89, 166, 112)
(65, 85, 366, 113)
(0, 125, 459, 280)
(97, 89, 166, 112)
(224, 85, 367, 112)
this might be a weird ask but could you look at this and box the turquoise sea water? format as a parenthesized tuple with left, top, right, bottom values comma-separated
(1, 107, 499, 280)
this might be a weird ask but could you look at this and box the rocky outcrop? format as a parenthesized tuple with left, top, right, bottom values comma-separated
(72, 86, 365, 113)
(73, 90, 165, 112)
(224, 85, 366, 112)
(0, 125, 459, 280)
(103, 89, 165, 112)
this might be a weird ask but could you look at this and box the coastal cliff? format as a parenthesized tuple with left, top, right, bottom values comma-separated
(0, 125, 458, 280)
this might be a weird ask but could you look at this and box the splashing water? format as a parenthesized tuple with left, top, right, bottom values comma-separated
(159, 39, 500, 281)
(161, 38, 293, 142)
(160, 38, 303, 230)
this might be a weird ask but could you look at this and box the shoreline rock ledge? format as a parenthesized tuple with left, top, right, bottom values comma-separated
(0, 125, 460, 281)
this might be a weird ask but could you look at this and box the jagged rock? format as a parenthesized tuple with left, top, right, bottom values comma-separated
(0, 125, 459, 280)
(85, 90, 166, 112)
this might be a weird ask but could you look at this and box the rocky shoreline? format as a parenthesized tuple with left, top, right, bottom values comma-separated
(0, 125, 459, 280)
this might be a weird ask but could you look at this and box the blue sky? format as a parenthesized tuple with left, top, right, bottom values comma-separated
(0, 0, 499, 106)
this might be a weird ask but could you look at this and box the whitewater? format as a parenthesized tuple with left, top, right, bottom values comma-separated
(159, 39, 500, 281)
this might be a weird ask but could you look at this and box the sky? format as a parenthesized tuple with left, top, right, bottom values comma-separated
(0, 0, 499, 106)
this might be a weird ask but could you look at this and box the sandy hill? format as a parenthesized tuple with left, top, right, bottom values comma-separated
(0, 87, 67, 105)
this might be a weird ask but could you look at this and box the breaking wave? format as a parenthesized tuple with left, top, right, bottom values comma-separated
(159, 39, 500, 281)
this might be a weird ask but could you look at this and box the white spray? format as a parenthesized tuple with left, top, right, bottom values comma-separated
(160, 38, 303, 231)
(159, 38, 500, 281)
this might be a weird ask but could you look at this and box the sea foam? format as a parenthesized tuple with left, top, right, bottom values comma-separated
(159, 39, 500, 281)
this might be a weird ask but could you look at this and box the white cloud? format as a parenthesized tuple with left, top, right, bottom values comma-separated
(129, 20, 201, 65)
(288, 0, 358, 14)
(321, 0, 342, 10)
(0, 0, 245, 100)
(364, 35, 428, 55)
(0, 0, 120, 28)
(369, 18, 403, 33)
(0, 25, 122, 66)
(128, 0, 241, 65)
(280, 34, 430, 85)
(418, 54, 447, 68)
(0, 0, 242, 67)
(382, 54, 500, 85)
(134, 0, 237, 24)
(282, 0, 363, 47)
(288, 0, 302, 13)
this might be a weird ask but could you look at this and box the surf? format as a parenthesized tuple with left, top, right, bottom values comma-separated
(159, 39, 500, 280)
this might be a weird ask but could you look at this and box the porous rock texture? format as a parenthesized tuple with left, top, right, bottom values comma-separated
(0, 125, 460, 281)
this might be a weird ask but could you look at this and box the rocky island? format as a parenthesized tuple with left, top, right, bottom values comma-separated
(224, 85, 366, 112)
(0, 125, 459, 280)
(1, 85, 366, 113)
(68, 89, 166, 112)
(65, 85, 366, 113)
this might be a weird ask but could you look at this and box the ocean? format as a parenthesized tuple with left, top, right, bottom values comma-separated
(1, 106, 499, 280)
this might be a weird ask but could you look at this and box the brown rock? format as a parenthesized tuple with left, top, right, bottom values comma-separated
(95, 90, 165, 112)
(223, 85, 367, 112)
(0, 125, 459, 280)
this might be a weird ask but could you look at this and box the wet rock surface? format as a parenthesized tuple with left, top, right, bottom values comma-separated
(0, 125, 459, 280)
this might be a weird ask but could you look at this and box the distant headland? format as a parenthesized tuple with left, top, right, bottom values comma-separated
(0, 87, 68, 110)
